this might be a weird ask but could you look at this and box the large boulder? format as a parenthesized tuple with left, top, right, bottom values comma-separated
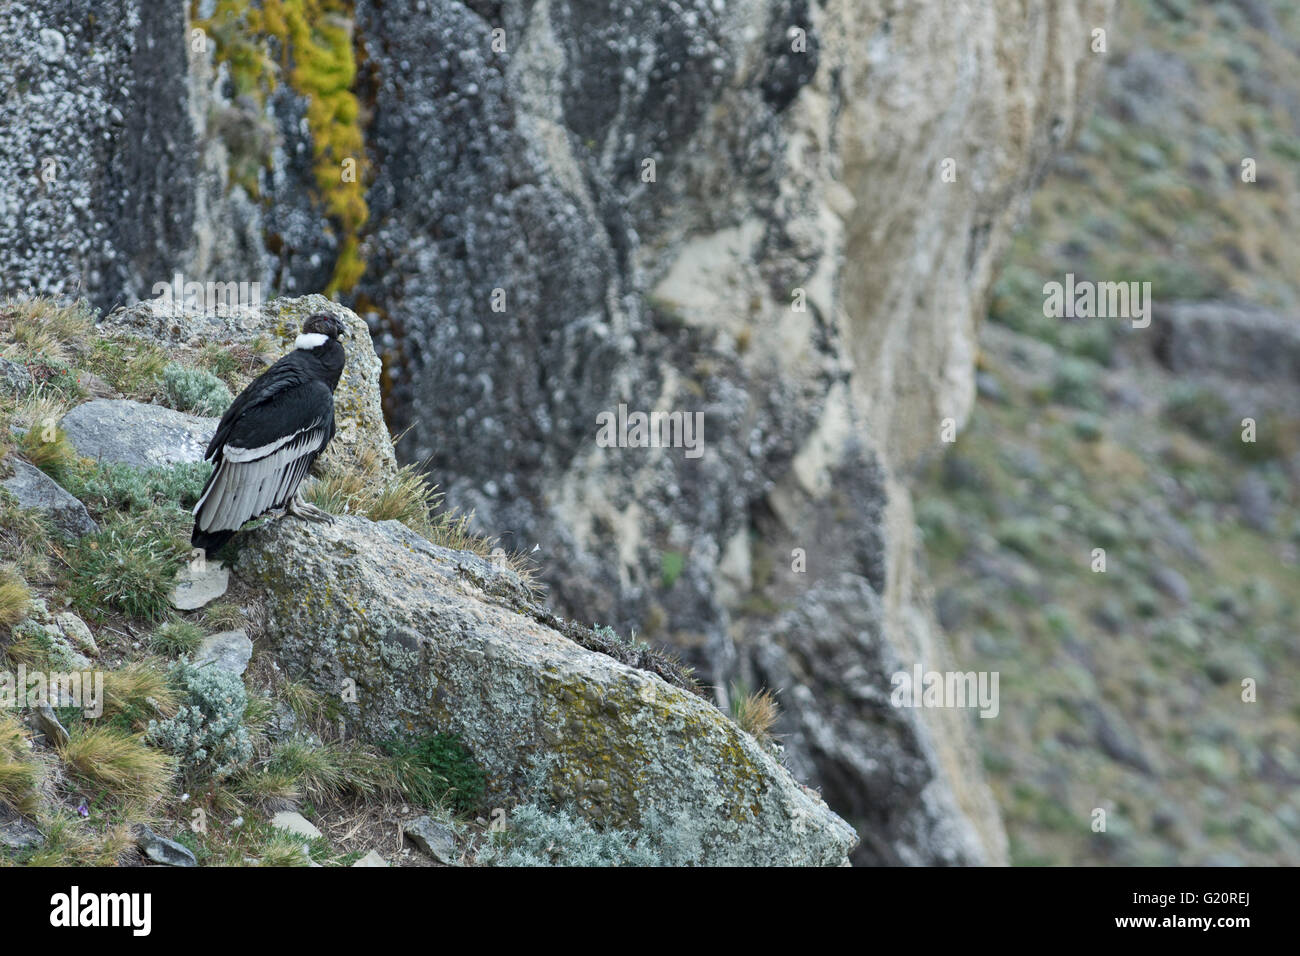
(235, 513, 858, 866)
(1, 458, 97, 537)
(98, 295, 395, 479)
(59, 399, 214, 468)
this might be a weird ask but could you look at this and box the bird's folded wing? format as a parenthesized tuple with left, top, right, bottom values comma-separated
(204, 362, 311, 462)
(194, 380, 335, 533)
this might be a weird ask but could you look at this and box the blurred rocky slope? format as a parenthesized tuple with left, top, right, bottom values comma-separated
(918, 0, 1300, 865)
(0, 0, 1116, 863)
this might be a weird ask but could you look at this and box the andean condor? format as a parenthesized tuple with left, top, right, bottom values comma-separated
(191, 312, 348, 556)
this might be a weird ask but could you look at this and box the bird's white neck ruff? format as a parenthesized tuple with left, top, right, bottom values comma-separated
(294, 332, 329, 350)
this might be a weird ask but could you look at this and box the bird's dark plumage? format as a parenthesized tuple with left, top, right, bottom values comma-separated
(191, 312, 348, 556)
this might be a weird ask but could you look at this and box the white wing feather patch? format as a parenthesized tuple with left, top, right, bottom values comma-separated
(194, 425, 328, 533)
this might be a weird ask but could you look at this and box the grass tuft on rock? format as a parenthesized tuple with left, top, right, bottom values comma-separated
(149, 619, 205, 656)
(382, 733, 487, 815)
(0, 565, 32, 631)
(0, 713, 40, 815)
(731, 687, 780, 746)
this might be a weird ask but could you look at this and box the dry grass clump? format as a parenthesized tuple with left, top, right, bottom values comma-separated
(732, 688, 780, 746)
(58, 725, 174, 806)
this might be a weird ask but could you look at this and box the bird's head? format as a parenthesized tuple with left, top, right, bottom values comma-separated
(301, 312, 349, 341)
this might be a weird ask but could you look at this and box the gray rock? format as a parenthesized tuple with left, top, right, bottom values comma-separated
(1236, 473, 1274, 534)
(0, 358, 32, 395)
(404, 817, 458, 864)
(1151, 565, 1192, 606)
(236, 514, 858, 866)
(352, 849, 389, 867)
(136, 826, 197, 867)
(749, 575, 1001, 866)
(53, 612, 98, 658)
(2, 0, 1116, 869)
(0, 810, 42, 851)
(271, 811, 322, 840)
(31, 702, 69, 748)
(60, 399, 215, 469)
(169, 562, 230, 611)
(0, 1, 195, 307)
(194, 629, 252, 676)
(1155, 303, 1300, 382)
(1, 458, 98, 538)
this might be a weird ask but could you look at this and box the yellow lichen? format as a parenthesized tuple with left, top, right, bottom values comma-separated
(192, 0, 369, 294)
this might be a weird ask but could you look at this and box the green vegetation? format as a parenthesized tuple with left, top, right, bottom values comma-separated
(162, 363, 234, 416)
(64, 512, 190, 622)
(149, 661, 255, 782)
(0, 564, 31, 630)
(195, 0, 369, 295)
(0, 714, 40, 815)
(382, 733, 488, 815)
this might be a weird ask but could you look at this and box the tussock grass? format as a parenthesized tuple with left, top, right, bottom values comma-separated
(254, 833, 316, 867)
(0, 713, 40, 814)
(0, 565, 32, 631)
(102, 660, 178, 731)
(731, 687, 780, 746)
(0, 627, 51, 669)
(82, 335, 170, 400)
(59, 725, 174, 806)
(21, 810, 136, 867)
(258, 739, 394, 802)
(9, 393, 80, 479)
(200, 601, 248, 633)
(305, 448, 540, 591)
(305, 448, 434, 530)
(64, 511, 190, 622)
(0, 491, 52, 580)
(0, 297, 95, 364)
(149, 619, 205, 656)
(279, 678, 327, 725)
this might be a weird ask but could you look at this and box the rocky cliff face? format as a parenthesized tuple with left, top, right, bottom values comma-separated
(0, 0, 1115, 863)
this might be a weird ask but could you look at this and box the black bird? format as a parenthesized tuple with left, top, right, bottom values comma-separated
(191, 312, 349, 556)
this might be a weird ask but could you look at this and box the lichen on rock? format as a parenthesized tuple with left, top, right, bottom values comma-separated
(235, 512, 858, 865)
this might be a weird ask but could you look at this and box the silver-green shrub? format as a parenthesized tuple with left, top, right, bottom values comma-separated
(162, 363, 232, 417)
(148, 661, 252, 781)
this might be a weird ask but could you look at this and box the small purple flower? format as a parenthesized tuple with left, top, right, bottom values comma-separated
(77, 802, 89, 818)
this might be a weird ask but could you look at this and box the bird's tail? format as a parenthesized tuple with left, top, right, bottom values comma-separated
(190, 527, 235, 559)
